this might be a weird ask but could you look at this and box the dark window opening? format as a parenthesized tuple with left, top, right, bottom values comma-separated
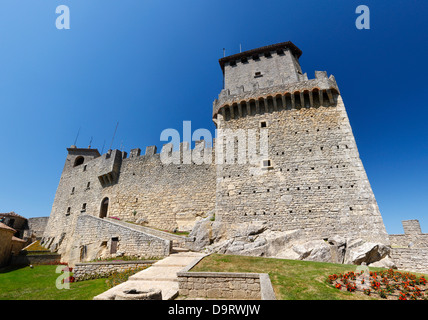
(254, 71, 263, 78)
(74, 156, 84, 167)
(260, 121, 267, 128)
(100, 197, 109, 218)
(262, 159, 271, 167)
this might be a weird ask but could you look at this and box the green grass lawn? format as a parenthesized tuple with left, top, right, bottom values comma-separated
(190, 254, 383, 300)
(0, 265, 109, 300)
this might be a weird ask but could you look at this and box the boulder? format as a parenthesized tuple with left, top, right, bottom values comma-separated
(292, 240, 332, 262)
(230, 221, 267, 238)
(206, 228, 305, 258)
(344, 241, 390, 265)
(186, 211, 214, 251)
(327, 235, 347, 264)
(369, 257, 397, 269)
(328, 235, 346, 248)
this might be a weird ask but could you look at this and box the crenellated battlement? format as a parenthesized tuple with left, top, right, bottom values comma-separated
(213, 72, 340, 120)
(69, 139, 216, 171)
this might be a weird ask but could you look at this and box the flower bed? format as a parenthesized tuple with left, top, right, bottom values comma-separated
(327, 269, 427, 300)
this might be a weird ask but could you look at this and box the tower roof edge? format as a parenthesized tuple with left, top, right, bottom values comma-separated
(219, 41, 302, 72)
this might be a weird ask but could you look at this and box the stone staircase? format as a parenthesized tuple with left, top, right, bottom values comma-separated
(105, 218, 187, 251)
(93, 251, 205, 300)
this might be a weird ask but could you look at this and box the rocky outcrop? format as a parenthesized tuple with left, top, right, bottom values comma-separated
(186, 220, 396, 267)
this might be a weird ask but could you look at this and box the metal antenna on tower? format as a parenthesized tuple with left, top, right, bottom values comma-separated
(73, 127, 81, 146)
(240, 44, 242, 53)
(109, 122, 119, 151)
(223, 48, 225, 57)
(88, 136, 93, 149)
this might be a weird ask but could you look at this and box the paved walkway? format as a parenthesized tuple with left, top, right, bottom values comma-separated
(93, 251, 205, 300)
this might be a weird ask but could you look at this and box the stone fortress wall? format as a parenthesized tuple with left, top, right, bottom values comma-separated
(42, 144, 216, 262)
(389, 220, 428, 274)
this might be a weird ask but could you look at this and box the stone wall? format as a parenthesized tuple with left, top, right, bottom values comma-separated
(43, 144, 216, 263)
(389, 219, 427, 249)
(52, 215, 172, 265)
(106, 149, 216, 232)
(10, 253, 61, 266)
(214, 94, 389, 244)
(390, 248, 428, 275)
(402, 220, 422, 235)
(223, 48, 303, 95)
(176, 254, 276, 300)
(0, 225, 14, 267)
(105, 218, 187, 248)
(73, 260, 155, 281)
(177, 271, 262, 299)
(389, 234, 428, 249)
(24, 217, 49, 240)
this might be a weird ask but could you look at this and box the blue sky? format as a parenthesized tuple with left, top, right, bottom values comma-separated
(0, 0, 427, 234)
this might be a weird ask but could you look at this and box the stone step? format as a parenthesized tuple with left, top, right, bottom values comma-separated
(92, 252, 206, 300)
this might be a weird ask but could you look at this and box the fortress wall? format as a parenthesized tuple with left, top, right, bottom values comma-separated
(389, 220, 428, 248)
(63, 215, 171, 265)
(24, 217, 49, 239)
(390, 248, 428, 274)
(43, 146, 217, 256)
(389, 234, 428, 248)
(402, 219, 422, 235)
(43, 150, 106, 248)
(215, 95, 389, 243)
(105, 151, 216, 232)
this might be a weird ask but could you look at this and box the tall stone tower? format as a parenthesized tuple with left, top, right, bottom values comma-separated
(212, 41, 389, 244)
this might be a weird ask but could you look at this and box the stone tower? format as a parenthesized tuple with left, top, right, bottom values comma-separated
(212, 41, 389, 244)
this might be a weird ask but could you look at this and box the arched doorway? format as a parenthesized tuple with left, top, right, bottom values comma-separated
(74, 156, 84, 167)
(100, 197, 109, 218)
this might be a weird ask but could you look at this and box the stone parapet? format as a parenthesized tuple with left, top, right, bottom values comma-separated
(177, 271, 276, 300)
(390, 248, 428, 275)
(74, 260, 156, 281)
(213, 73, 339, 118)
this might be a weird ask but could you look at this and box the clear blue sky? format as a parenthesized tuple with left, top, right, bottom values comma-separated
(0, 0, 427, 234)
